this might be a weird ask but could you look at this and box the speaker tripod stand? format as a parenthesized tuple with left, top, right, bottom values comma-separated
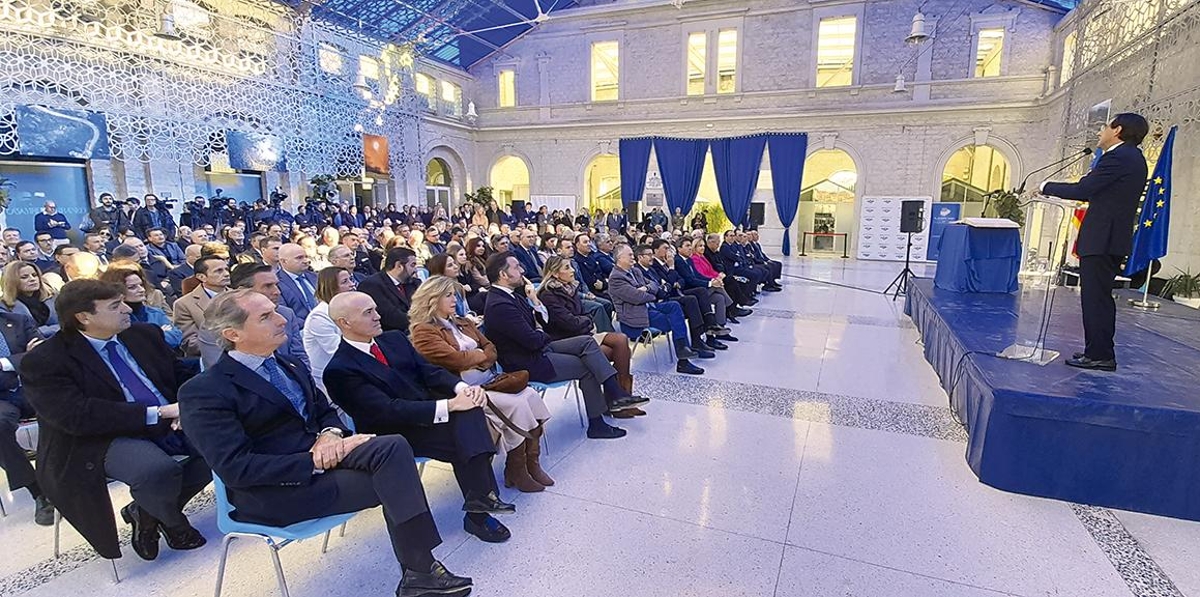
(884, 232, 917, 301)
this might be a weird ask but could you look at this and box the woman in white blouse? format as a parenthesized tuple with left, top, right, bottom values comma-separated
(303, 266, 358, 395)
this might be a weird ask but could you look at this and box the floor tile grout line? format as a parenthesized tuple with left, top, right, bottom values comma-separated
(773, 421, 812, 597)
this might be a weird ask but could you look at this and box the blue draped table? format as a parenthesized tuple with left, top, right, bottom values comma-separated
(934, 224, 1021, 293)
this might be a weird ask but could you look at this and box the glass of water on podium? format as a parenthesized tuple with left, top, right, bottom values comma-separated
(997, 193, 1082, 365)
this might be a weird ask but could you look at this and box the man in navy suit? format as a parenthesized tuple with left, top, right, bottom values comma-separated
(482, 252, 647, 439)
(512, 229, 543, 282)
(275, 243, 318, 322)
(357, 247, 422, 333)
(323, 292, 515, 544)
(1042, 113, 1151, 372)
(573, 233, 610, 298)
(179, 290, 472, 597)
(0, 310, 54, 525)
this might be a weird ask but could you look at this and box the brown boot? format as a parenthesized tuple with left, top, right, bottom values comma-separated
(503, 442, 545, 493)
(526, 425, 555, 487)
(617, 373, 635, 395)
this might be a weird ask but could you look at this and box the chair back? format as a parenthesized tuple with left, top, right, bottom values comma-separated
(619, 323, 645, 338)
(212, 475, 236, 533)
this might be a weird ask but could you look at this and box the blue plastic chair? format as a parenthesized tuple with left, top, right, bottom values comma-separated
(212, 475, 359, 597)
(529, 380, 585, 429)
(620, 323, 673, 367)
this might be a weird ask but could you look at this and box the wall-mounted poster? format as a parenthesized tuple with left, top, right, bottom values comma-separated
(226, 130, 286, 171)
(15, 105, 111, 159)
(364, 134, 389, 175)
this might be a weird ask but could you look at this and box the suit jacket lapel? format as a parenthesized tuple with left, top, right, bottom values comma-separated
(343, 340, 404, 389)
(62, 331, 124, 397)
(121, 330, 175, 401)
(219, 354, 305, 421)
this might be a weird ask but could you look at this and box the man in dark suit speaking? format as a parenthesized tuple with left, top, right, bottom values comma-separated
(179, 289, 472, 597)
(1042, 112, 1150, 371)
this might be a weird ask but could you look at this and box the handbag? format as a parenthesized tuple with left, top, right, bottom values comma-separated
(481, 369, 529, 394)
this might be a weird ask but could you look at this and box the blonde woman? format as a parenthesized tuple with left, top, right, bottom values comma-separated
(1, 261, 58, 336)
(409, 276, 554, 493)
(408, 230, 432, 265)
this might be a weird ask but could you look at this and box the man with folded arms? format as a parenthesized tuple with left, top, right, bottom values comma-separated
(323, 292, 515, 544)
(179, 289, 471, 597)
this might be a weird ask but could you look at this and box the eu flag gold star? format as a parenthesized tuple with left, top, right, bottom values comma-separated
(1159, 187, 1166, 195)
(1155, 177, 1164, 185)
(1144, 219, 1154, 227)
(1157, 200, 1165, 208)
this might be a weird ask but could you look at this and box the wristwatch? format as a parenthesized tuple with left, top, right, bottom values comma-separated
(318, 427, 345, 438)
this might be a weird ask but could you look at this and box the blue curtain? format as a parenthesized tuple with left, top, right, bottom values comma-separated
(655, 137, 709, 216)
(711, 134, 767, 228)
(767, 133, 809, 255)
(618, 137, 654, 208)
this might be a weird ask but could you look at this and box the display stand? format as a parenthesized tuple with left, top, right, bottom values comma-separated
(996, 193, 1082, 365)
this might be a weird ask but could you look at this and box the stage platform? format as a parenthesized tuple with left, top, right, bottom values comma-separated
(906, 277, 1200, 521)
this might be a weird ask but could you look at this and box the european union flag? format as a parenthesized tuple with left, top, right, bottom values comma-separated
(1124, 126, 1177, 276)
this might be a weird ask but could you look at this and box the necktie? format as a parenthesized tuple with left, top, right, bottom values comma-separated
(103, 341, 164, 409)
(395, 280, 407, 299)
(0, 330, 11, 358)
(260, 356, 307, 420)
(369, 342, 389, 366)
(296, 274, 316, 308)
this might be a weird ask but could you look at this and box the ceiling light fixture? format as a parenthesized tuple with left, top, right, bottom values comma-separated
(154, 13, 181, 40)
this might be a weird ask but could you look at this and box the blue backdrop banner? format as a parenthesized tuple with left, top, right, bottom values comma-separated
(711, 135, 767, 228)
(767, 133, 809, 255)
(654, 137, 709, 217)
(618, 137, 654, 208)
(926, 203, 962, 261)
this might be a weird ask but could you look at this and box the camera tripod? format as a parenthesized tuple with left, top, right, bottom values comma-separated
(884, 232, 917, 301)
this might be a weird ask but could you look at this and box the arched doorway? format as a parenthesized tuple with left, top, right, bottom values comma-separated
(425, 157, 452, 210)
(490, 155, 530, 206)
(940, 144, 1011, 216)
(584, 154, 620, 213)
(800, 149, 858, 252)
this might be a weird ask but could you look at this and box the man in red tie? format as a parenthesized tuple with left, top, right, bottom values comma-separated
(322, 291, 515, 544)
(357, 247, 422, 333)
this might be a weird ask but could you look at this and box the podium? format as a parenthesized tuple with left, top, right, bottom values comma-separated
(996, 193, 1083, 365)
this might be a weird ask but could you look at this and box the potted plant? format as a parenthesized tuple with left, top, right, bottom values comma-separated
(983, 189, 1025, 226)
(464, 186, 494, 207)
(1164, 268, 1200, 309)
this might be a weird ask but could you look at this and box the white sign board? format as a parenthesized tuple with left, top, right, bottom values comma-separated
(856, 196, 933, 262)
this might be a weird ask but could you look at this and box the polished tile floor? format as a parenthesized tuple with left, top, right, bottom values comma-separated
(1, 257, 1198, 597)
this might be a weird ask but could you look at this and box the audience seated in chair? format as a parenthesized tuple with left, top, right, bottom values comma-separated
(322, 291, 516, 543)
(303, 266, 359, 396)
(172, 255, 229, 356)
(408, 276, 554, 493)
(481, 251, 647, 439)
(357, 247, 421, 333)
(537, 256, 642, 419)
(22, 279, 210, 562)
(178, 289, 472, 597)
(0, 309, 53, 525)
(608, 244, 706, 375)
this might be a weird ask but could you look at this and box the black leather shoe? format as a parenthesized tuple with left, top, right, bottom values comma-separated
(676, 360, 705, 375)
(1072, 352, 1085, 360)
(1066, 356, 1117, 371)
(694, 348, 716, 359)
(708, 326, 732, 336)
(120, 503, 161, 561)
(764, 286, 783, 292)
(676, 346, 699, 359)
(609, 395, 650, 411)
(463, 491, 516, 515)
(727, 316, 741, 325)
(706, 339, 728, 350)
(733, 308, 753, 317)
(34, 496, 54, 527)
(744, 298, 759, 306)
(397, 560, 473, 597)
(160, 523, 206, 550)
(586, 421, 627, 439)
(715, 333, 738, 342)
(464, 514, 511, 543)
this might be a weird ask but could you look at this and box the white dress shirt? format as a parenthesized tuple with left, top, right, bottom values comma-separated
(302, 302, 340, 396)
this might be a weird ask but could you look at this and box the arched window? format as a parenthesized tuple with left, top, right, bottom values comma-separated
(801, 149, 857, 203)
(584, 154, 620, 212)
(490, 156, 530, 205)
(941, 144, 1011, 205)
(426, 158, 451, 187)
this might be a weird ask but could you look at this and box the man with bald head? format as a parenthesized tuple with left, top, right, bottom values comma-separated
(44, 251, 102, 293)
(168, 244, 203, 297)
(179, 290, 471, 596)
(275, 242, 318, 321)
(323, 292, 514, 544)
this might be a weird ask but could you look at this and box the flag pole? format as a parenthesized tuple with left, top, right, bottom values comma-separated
(1130, 278, 1160, 310)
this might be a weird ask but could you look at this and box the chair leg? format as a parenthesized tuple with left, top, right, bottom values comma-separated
(0, 496, 7, 517)
(213, 534, 238, 597)
(321, 529, 332, 554)
(110, 559, 120, 584)
(338, 521, 347, 538)
(417, 461, 427, 477)
(54, 509, 61, 558)
(266, 539, 291, 597)
(572, 382, 585, 429)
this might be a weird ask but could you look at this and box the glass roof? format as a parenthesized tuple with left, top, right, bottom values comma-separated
(282, 0, 578, 69)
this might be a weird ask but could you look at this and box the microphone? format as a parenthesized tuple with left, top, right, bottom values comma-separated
(1035, 150, 1095, 194)
(1017, 148, 1092, 194)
